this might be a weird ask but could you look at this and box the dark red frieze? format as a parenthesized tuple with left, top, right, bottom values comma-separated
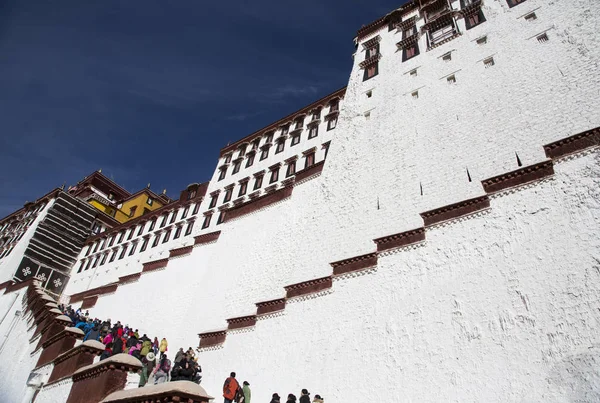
(48, 340, 105, 384)
(81, 295, 98, 309)
(169, 245, 194, 258)
(264, 185, 277, 194)
(256, 298, 286, 315)
(544, 126, 600, 159)
(118, 273, 142, 285)
(142, 258, 169, 273)
(359, 53, 382, 69)
(281, 178, 295, 188)
(31, 311, 62, 340)
(285, 276, 333, 299)
(198, 330, 227, 348)
(420, 195, 490, 227)
(194, 230, 221, 246)
(362, 35, 381, 49)
(67, 354, 143, 403)
(481, 160, 555, 194)
(69, 283, 119, 304)
(373, 228, 426, 252)
(5, 278, 36, 293)
(226, 315, 257, 330)
(35, 315, 73, 348)
(330, 252, 378, 276)
(295, 161, 325, 183)
(224, 186, 293, 222)
(37, 327, 84, 367)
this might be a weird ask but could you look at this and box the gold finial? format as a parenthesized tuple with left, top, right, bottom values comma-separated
(98, 168, 102, 173)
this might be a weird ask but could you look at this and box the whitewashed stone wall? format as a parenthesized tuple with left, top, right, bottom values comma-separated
(0, 289, 47, 403)
(196, 150, 600, 402)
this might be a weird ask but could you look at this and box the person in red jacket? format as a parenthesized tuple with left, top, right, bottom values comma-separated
(223, 372, 240, 403)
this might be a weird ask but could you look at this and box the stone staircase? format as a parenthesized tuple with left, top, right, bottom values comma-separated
(5, 279, 213, 403)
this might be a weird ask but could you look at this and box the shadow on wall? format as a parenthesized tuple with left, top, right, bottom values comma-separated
(547, 346, 600, 402)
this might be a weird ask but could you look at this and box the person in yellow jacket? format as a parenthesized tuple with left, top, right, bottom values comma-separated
(159, 337, 168, 353)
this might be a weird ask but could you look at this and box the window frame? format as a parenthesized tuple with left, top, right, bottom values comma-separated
(218, 168, 227, 181)
(238, 181, 248, 197)
(254, 175, 263, 190)
(202, 214, 212, 229)
(246, 153, 255, 168)
(232, 160, 242, 174)
(185, 221, 194, 235)
(269, 168, 279, 184)
(140, 237, 149, 252)
(286, 161, 296, 177)
(162, 229, 171, 244)
(305, 152, 316, 169)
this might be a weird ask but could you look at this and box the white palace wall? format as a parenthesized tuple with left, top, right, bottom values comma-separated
(196, 154, 600, 403)
(48, 0, 600, 401)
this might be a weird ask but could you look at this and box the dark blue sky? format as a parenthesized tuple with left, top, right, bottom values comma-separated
(0, 0, 403, 218)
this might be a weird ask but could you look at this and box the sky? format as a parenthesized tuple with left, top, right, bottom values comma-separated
(0, 0, 405, 218)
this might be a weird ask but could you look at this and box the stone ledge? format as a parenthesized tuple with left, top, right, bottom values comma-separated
(72, 354, 142, 381)
(373, 228, 426, 252)
(285, 276, 333, 299)
(101, 380, 213, 403)
(197, 330, 227, 348)
(226, 315, 257, 330)
(294, 160, 325, 183)
(330, 252, 378, 276)
(193, 230, 221, 246)
(481, 160, 554, 194)
(142, 258, 169, 273)
(256, 298, 286, 315)
(81, 295, 98, 309)
(420, 195, 490, 227)
(224, 186, 293, 222)
(118, 273, 142, 285)
(69, 283, 118, 304)
(544, 126, 600, 159)
(169, 245, 194, 258)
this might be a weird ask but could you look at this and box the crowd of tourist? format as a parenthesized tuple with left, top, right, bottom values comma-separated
(59, 306, 325, 401)
(223, 372, 325, 403)
(59, 305, 202, 387)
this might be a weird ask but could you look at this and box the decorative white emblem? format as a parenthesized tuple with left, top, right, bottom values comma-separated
(53, 278, 62, 288)
(36, 273, 47, 282)
(22, 267, 32, 276)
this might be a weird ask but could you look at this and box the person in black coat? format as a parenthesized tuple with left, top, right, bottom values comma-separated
(126, 334, 138, 348)
(286, 394, 297, 403)
(299, 389, 310, 403)
(112, 332, 124, 354)
(270, 393, 281, 403)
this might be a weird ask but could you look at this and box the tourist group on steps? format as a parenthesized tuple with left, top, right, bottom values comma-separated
(223, 372, 325, 403)
(60, 305, 325, 401)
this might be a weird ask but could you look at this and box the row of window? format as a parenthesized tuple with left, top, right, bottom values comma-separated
(77, 220, 196, 273)
(210, 144, 328, 210)
(0, 245, 14, 260)
(362, 2, 491, 81)
(218, 114, 337, 181)
(83, 202, 201, 258)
